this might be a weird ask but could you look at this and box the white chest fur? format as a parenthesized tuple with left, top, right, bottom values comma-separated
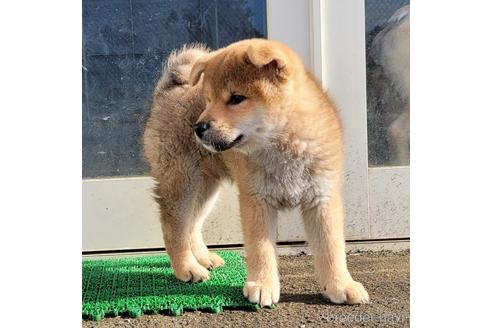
(247, 146, 336, 209)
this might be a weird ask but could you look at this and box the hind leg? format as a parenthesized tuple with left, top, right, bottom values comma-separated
(158, 174, 224, 282)
(156, 171, 212, 282)
(190, 182, 225, 269)
(159, 207, 211, 282)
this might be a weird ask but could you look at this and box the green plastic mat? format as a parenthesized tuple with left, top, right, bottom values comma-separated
(82, 251, 260, 320)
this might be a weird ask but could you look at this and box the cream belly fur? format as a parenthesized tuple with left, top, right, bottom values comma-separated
(143, 39, 369, 308)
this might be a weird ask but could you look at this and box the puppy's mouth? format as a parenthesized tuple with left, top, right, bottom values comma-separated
(197, 133, 244, 153)
(231, 134, 244, 146)
(211, 134, 244, 152)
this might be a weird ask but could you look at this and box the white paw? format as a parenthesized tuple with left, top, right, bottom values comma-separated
(196, 252, 225, 269)
(323, 279, 369, 304)
(243, 280, 280, 307)
(173, 261, 210, 282)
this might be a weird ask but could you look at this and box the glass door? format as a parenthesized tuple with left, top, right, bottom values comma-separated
(365, 0, 410, 239)
(82, 0, 269, 251)
(277, 0, 410, 244)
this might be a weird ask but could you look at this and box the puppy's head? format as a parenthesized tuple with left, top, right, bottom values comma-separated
(189, 39, 298, 152)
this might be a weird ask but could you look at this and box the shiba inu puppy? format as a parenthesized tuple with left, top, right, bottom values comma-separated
(143, 39, 369, 307)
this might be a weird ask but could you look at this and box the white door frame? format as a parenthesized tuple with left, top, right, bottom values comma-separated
(308, 0, 409, 241)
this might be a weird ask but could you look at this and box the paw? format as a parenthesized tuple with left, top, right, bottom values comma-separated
(196, 252, 225, 269)
(323, 279, 369, 304)
(243, 279, 280, 307)
(173, 261, 210, 282)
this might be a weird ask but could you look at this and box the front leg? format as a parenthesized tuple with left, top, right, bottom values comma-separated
(238, 191, 280, 307)
(301, 191, 369, 304)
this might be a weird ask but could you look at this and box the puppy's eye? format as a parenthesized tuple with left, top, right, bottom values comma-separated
(227, 94, 246, 106)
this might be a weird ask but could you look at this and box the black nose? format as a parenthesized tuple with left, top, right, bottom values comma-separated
(193, 121, 210, 139)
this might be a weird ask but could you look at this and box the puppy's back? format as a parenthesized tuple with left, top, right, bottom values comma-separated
(143, 45, 229, 185)
(143, 45, 208, 175)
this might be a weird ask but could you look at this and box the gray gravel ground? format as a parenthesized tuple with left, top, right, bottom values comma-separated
(83, 250, 410, 327)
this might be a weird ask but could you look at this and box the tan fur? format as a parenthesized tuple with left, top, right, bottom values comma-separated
(143, 44, 229, 282)
(143, 39, 369, 306)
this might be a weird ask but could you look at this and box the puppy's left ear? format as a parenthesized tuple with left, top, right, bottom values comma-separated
(246, 44, 287, 78)
(189, 58, 207, 86)
(189, 49, 222, 86)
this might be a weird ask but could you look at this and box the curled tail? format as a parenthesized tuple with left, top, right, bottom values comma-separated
(157, 44, 210, 91)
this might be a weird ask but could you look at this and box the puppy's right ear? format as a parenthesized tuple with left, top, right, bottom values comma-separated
(246, 44, 288, 80)
(189, 58, 207, 86)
